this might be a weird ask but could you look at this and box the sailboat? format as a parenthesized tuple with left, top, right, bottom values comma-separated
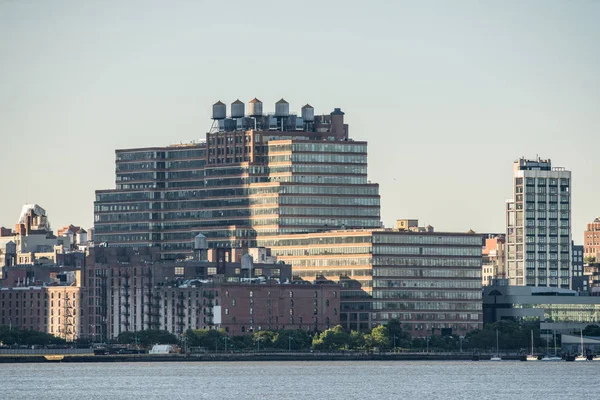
(541, 331, 562, 361)
(490, 330, 502, 361)
(526, 330, 538, 361)
(574, 330, 588, 362)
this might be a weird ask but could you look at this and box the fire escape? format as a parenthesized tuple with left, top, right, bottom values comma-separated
(145, 268, 161, 330)
(122, 272, 131, 331)
(176, 292, 186, 335)
(64, 290, 74, 341)
(98, 271, 108, 342)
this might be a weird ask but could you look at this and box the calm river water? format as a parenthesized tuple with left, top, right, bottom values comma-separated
(1, 361, 596, 399)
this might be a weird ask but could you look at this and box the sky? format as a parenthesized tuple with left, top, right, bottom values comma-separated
(0, 0, 598, 241)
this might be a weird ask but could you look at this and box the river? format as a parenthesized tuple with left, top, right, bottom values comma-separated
(1, 360, 596, 399)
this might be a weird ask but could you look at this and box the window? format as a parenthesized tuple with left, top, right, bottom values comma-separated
(249, 291, 253, 298)
(207, 267, 217, 275)
(254, 268, 263, 277)
(174, 267, 184, 276)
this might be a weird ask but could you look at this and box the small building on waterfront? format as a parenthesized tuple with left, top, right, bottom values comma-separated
(561, 334, 600, 354)
(483, 280, 600, 340)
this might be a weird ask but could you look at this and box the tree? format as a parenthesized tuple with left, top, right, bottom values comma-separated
(0, 326, 66, 346)
(385, 319, 411, 348)
(116, 330, 179, 347)
(367, 325, 391, 349)
(186, 328, 226, 350)
(312, 325, 349, 351)
(253, 330, 276, 349)
(348, 330, 366, 350)
(272, 330, 312, 351)
(582, 325, 600, 337)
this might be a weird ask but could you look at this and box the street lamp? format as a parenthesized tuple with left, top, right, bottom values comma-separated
(223, 336, 229, 353)
(393, 335, 398, 350)
(459, 336, 464, 353)
(426, 337, 429, 353)
(289, 334, 293, 352)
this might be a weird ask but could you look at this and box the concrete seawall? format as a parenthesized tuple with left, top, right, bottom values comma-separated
(0, 353, 528, 363)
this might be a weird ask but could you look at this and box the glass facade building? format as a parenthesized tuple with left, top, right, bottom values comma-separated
(483, 282, 600, 329)
(94, 104, 381, 259)
(269, 230, 483, 335)
(505, 158, 572, 289)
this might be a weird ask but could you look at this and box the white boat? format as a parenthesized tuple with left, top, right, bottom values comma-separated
(526, 330, 537, 361)
(574, 330, 588, 362)
(490, 329, 502, 361)
(541, 355, 562, 362)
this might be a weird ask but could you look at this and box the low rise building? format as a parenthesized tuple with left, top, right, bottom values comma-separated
(220, 282, 339, 335)
(483, 280, 600, 340)
(83, 245, 303, 341)
(0, 269, 83, 342)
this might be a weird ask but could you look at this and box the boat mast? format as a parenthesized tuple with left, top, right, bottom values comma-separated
(531, 330, 534, 355)
(496, 330, 499, 355)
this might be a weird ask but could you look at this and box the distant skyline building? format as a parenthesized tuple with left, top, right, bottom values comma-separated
(94, 99, 381, 259)
(482, 235, 506, 286)
(505, 157, 572, 289)
(584, 217, 600, 261)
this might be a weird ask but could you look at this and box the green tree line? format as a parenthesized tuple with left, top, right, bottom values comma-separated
(0, 326, 66, 346)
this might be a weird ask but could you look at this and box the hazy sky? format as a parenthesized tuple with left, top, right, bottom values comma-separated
(1, 1, 598, 241)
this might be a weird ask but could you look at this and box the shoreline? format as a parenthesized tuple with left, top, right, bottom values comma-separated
(0, 353, 529, 363)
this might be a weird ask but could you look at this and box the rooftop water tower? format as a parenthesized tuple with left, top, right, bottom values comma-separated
(194, 233, 208, 262)
(231, 99, 245, 118)
(275, 98, 289, 117)
(248, 98, 263, 117)
(212, 101, 226, 120)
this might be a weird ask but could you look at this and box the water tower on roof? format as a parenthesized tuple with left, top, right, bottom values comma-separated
(248, 98, 263, 117)
(275, 98, 289, 117)
(231, 99, 245, 118)
(301, 104, 314, 121)
(193, 233, 208, 262)
(212, 101, 226, 120)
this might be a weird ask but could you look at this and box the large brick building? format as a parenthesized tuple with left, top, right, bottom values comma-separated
(0, 270, 82, 342)
(220, 283, 339, 335)
(82, 246, 335, 341)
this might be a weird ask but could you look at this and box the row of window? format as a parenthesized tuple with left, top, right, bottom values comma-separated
(372, 301, 482, 311)
(373, 245, 481, 257)
(373, 256, 481, 267)
(373, 234, 481, 246)
(373, 290, 481, 300)
(373, 279, 481, 289)
(373, 267, 481, 278)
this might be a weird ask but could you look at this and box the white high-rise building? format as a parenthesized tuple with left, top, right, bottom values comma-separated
(505, 157, 572, 289)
